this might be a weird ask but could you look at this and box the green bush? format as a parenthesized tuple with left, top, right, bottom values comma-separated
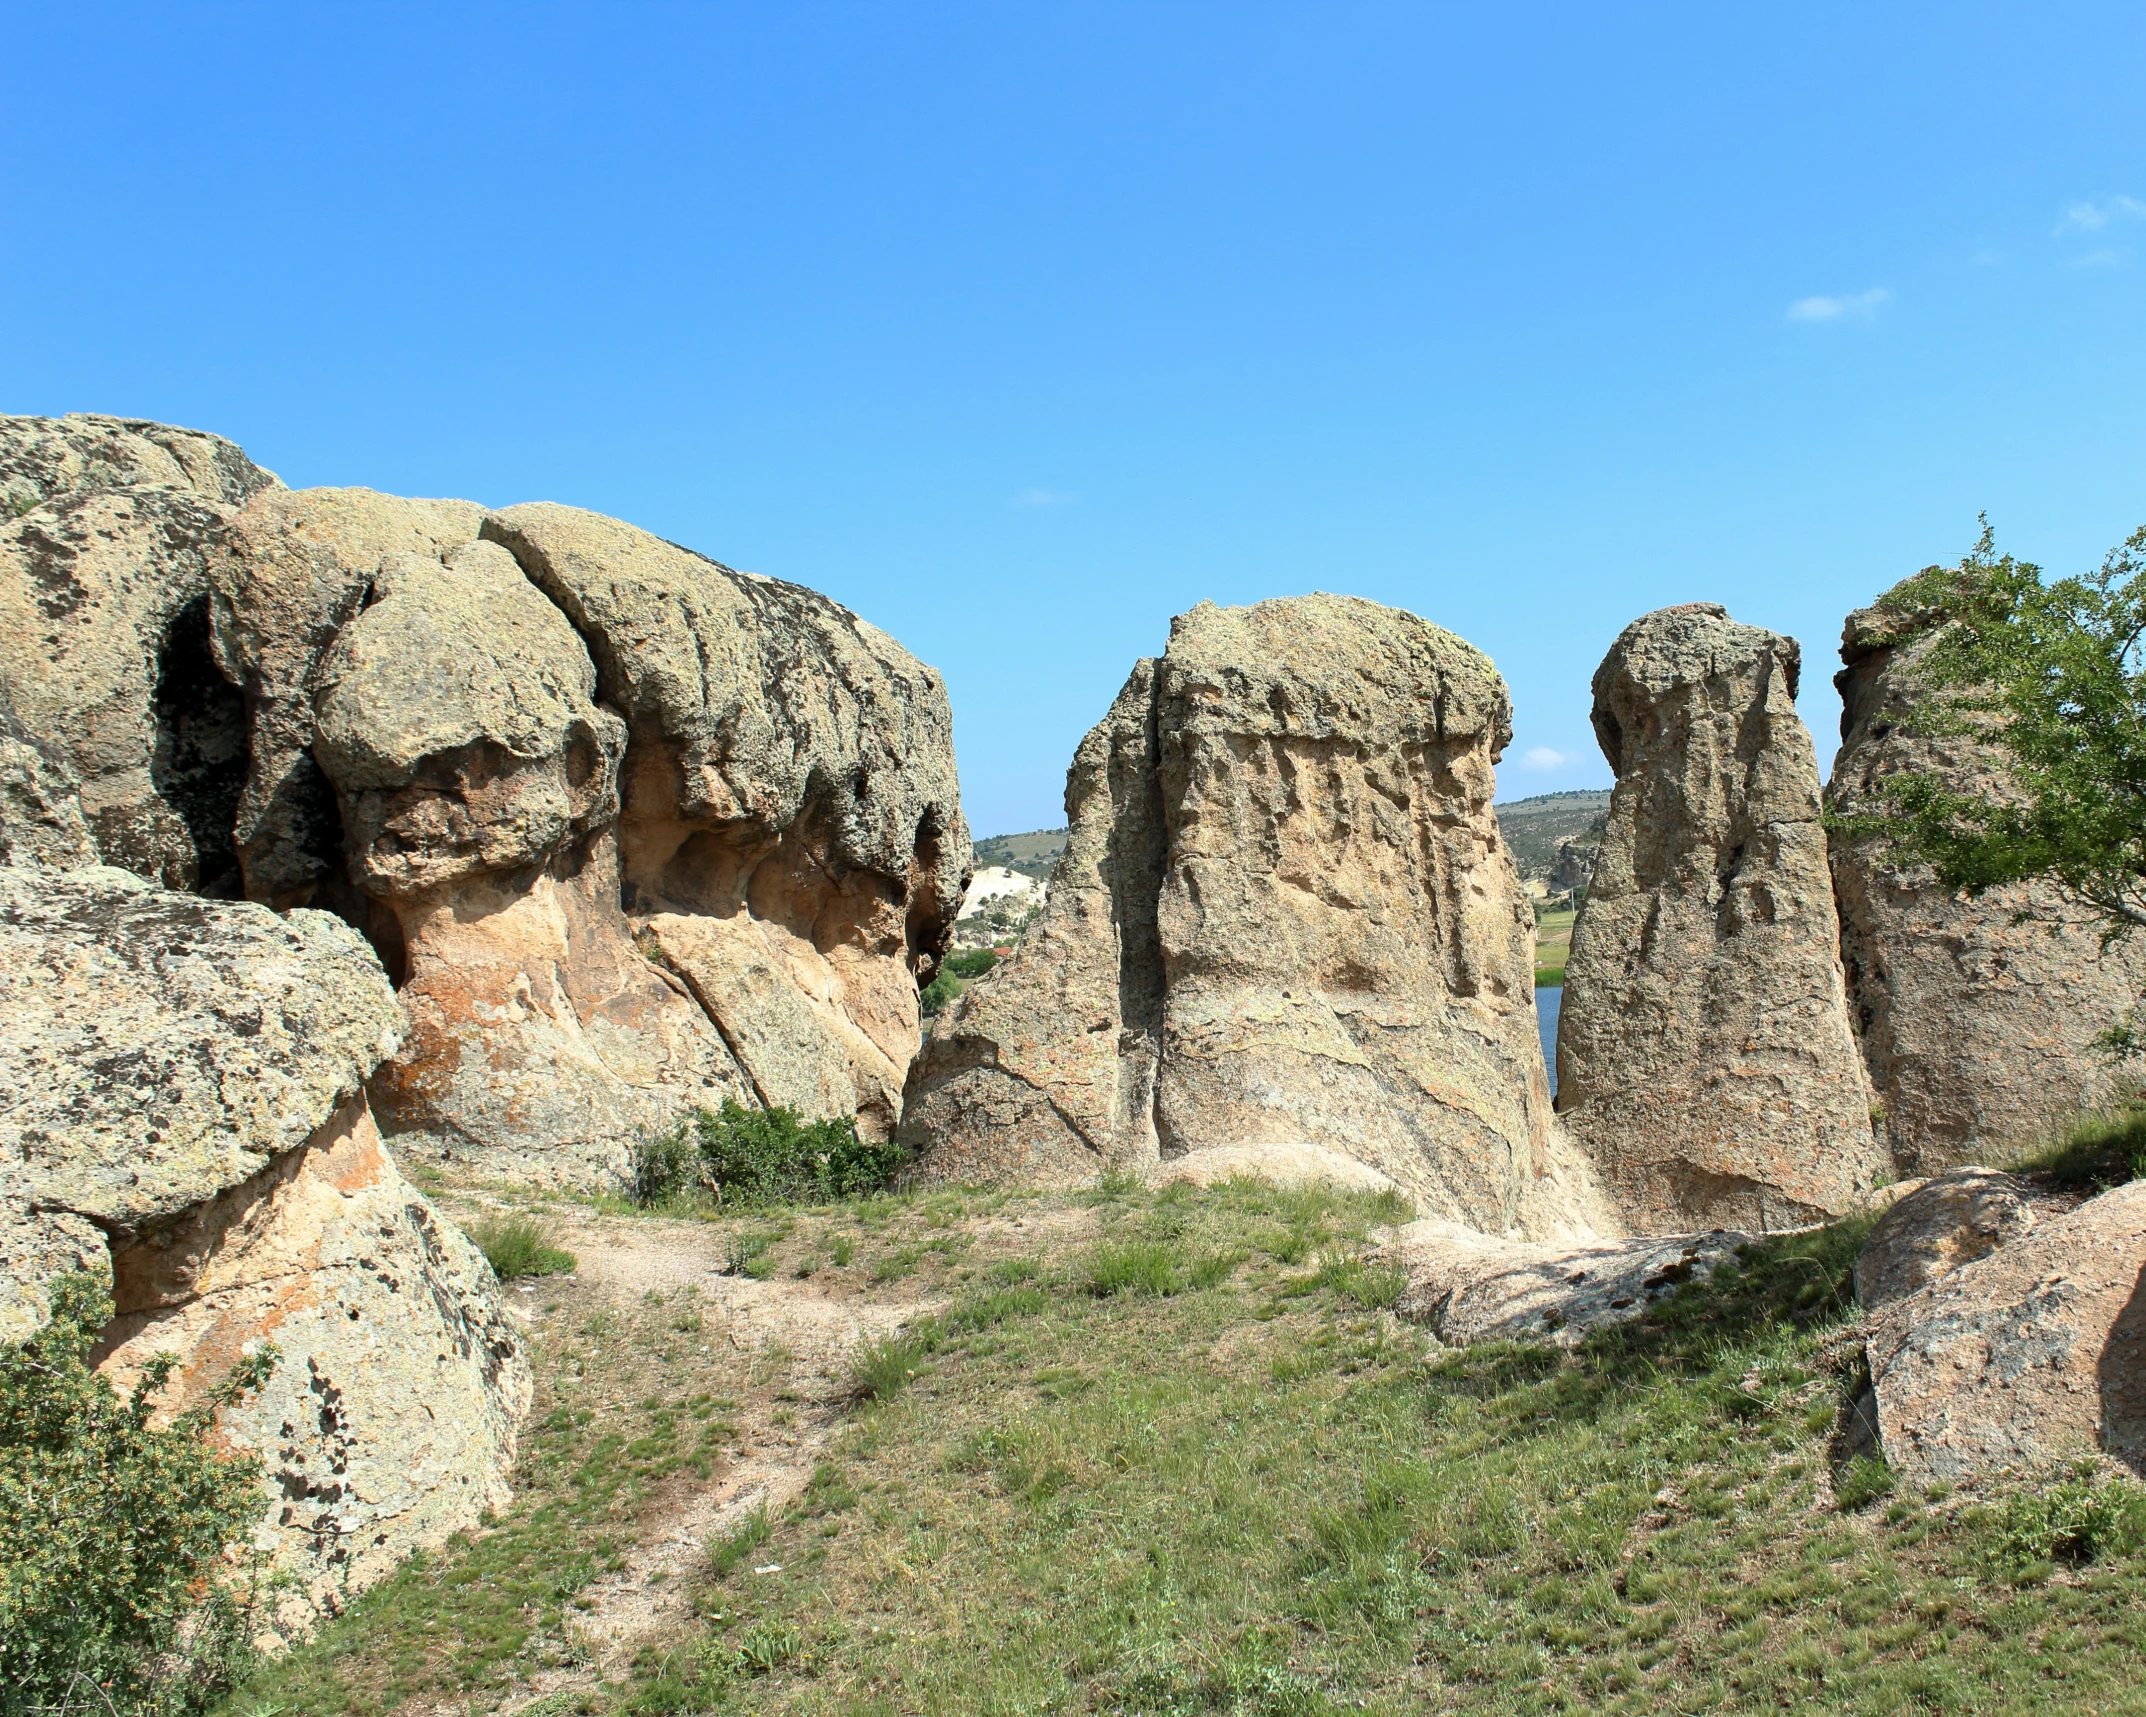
(469, 1214, 576, 1281)
(943, 948, 999, 980)
(1990, 1471, 2146, 1572)
(918, 968, 963, 1017)
(850, 1325, 940, 1401)
(0, 1272, 275, 1714)
(631, 1100, 904, 1207)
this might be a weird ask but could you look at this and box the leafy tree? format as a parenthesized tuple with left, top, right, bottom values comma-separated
(0, 1272, 275, 1715)
(631, 1100, 904, 1206)
(1856, 520, 2146, 952)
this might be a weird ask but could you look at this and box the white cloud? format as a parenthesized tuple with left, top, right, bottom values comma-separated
(1518, 746, 1569, 772)
(2068, 247, 2126, 269)
(2057, 195, 2146, 234)
(1786, 287, 1891, 323)
(1013, 488, 1076, 508)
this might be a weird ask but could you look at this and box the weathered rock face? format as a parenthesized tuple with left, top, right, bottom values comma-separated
(1827, 602, 2146, 1173)
(1853, 1167, 2033, 1313)
(902, 594, 1598, 1235)
(0, 416, 966, 1184)
(1556, 604, 1883, 1232)
(0, 415, 282, 893)
(1867, 1178, 2146, 1482)
(487, 503, 968, 1145)
(1384, 1219, 1752, 1348)
(0, 863, 527, 1612)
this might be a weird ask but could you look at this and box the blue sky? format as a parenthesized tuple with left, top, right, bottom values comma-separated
(7, 4, 2145, 836)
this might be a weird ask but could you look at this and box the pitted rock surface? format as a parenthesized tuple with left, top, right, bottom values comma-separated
(0, 416, 966, 1183)
(1853, 1166, 2033, 1312)
(1556, 604, 1883, 1232)
(0, 863, 527, 1616)
(902, 593, 1609, 1237)
(1867, 1178, 2146, 1482)
(1383, 1218, 1751, 1347)
(1827, 599, 2146, 1172)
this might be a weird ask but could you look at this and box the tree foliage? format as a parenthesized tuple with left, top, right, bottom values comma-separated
(0, 1272, 274, 1715)
(631, 1100, 905, 1206)
(1858, 519, 2146, 943)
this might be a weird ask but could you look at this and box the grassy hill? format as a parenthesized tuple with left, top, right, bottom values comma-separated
(972, 827, 1067, 882)
(226, 1160, 2146, 1717)
(1497, 789, 1611, 881)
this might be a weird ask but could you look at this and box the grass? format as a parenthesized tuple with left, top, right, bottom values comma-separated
(470, 1213, 577, 1281)
(1534, 906, 1576, 986)
(231, 1175, 2146, 1717)
(2002, 1104, 2146, 1190)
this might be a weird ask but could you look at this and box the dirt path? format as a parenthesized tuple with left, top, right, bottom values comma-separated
(467, 1209, 945, 1709)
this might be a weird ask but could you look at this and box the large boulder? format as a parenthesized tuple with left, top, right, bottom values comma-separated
(0, 416, 968, 1186)
(0, 863, 528, 1613)
(486, 503, 968, 1146)
(1867, 1178, 2146, 1482)
(1827, 599, 2146, 1173)
(1853, 1166, 2033, 1313)
(901, 594, 1606, 1236)
(0, 415, 282, 892)
(1556, 604, 1884, 1231)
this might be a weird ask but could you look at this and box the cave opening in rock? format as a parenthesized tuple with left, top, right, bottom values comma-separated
(151, 596, 248, 898)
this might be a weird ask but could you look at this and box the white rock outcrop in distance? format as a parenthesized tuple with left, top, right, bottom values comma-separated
(1555, 604, 1884, 1232)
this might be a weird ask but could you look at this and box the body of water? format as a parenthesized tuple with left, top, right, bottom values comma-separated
(1537, 983, 1561, 1098)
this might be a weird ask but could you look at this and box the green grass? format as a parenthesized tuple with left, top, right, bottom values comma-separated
(469, 1213, 577, 1280)
(233, 1176, 2146, 1717)
(2002, 1104, 2146, 1190)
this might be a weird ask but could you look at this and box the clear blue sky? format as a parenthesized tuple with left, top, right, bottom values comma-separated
(7, 5, 2144, 836)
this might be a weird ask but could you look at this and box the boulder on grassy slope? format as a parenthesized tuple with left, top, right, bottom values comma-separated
(1853, 1167, 2034, 1313)
(1382, 1218, 1752, 1347)
(1867, 1178, 2146, 1482)
(0, 863, 527, 1615)
(1827, 599, 2146, 1174)
(902, 593, 1612, 1238)
(1556, 604, 1884, 1232)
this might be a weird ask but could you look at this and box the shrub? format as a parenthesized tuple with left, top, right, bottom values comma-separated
(469, 1214, 576, 1281)
(850, 1325, 939, 1401)
(1083, 1240, 1185, 1298)
(943, 949, 1000, 980)
(0, 1272, 275, 1713)
(631, 1100, 904, 1207)
(1990, 1472, 2146, 1572)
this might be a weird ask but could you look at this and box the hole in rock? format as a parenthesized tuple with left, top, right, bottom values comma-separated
(151, 596, 247, 897)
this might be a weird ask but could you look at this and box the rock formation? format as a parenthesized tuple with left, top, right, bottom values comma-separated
(901, 593, 1605, 1236)
(1556, 604, 1884, 1231)
(1383, 1219, 1752, 1348)
(1852, 1166, 2033, 1313)
(1866, 1178, 2146, 1482)
(1828, 599, 2146, 1173)
(0, 863, 528, 1612)
(0, 415, 967, 1184)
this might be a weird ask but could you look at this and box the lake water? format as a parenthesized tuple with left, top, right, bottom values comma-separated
(1537, 983, 1561, 1098)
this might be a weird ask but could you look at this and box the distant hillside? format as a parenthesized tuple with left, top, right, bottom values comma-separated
(1495, 789, 1611, 881)
(972, 827, 1067, 882)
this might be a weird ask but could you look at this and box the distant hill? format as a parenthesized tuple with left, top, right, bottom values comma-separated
(1495, 789, 1611, 881)
(972, 827, 1067, 882)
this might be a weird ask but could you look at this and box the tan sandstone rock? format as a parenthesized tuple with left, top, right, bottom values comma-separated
(1867, 1178, 2146, 1482)
(0, 863, 528, 1613)
(903, 594, 1604, 1235)
(1556, 603, 1883, 1231)
(1853, 1166, 2033, 1312)
(1827, 599, 2146, 1173)
(486, 503, 968, 1146)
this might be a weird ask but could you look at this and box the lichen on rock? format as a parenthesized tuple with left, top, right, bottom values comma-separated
(1556, 603, 1883, 1232)
(902, 593, 1604, 1236)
